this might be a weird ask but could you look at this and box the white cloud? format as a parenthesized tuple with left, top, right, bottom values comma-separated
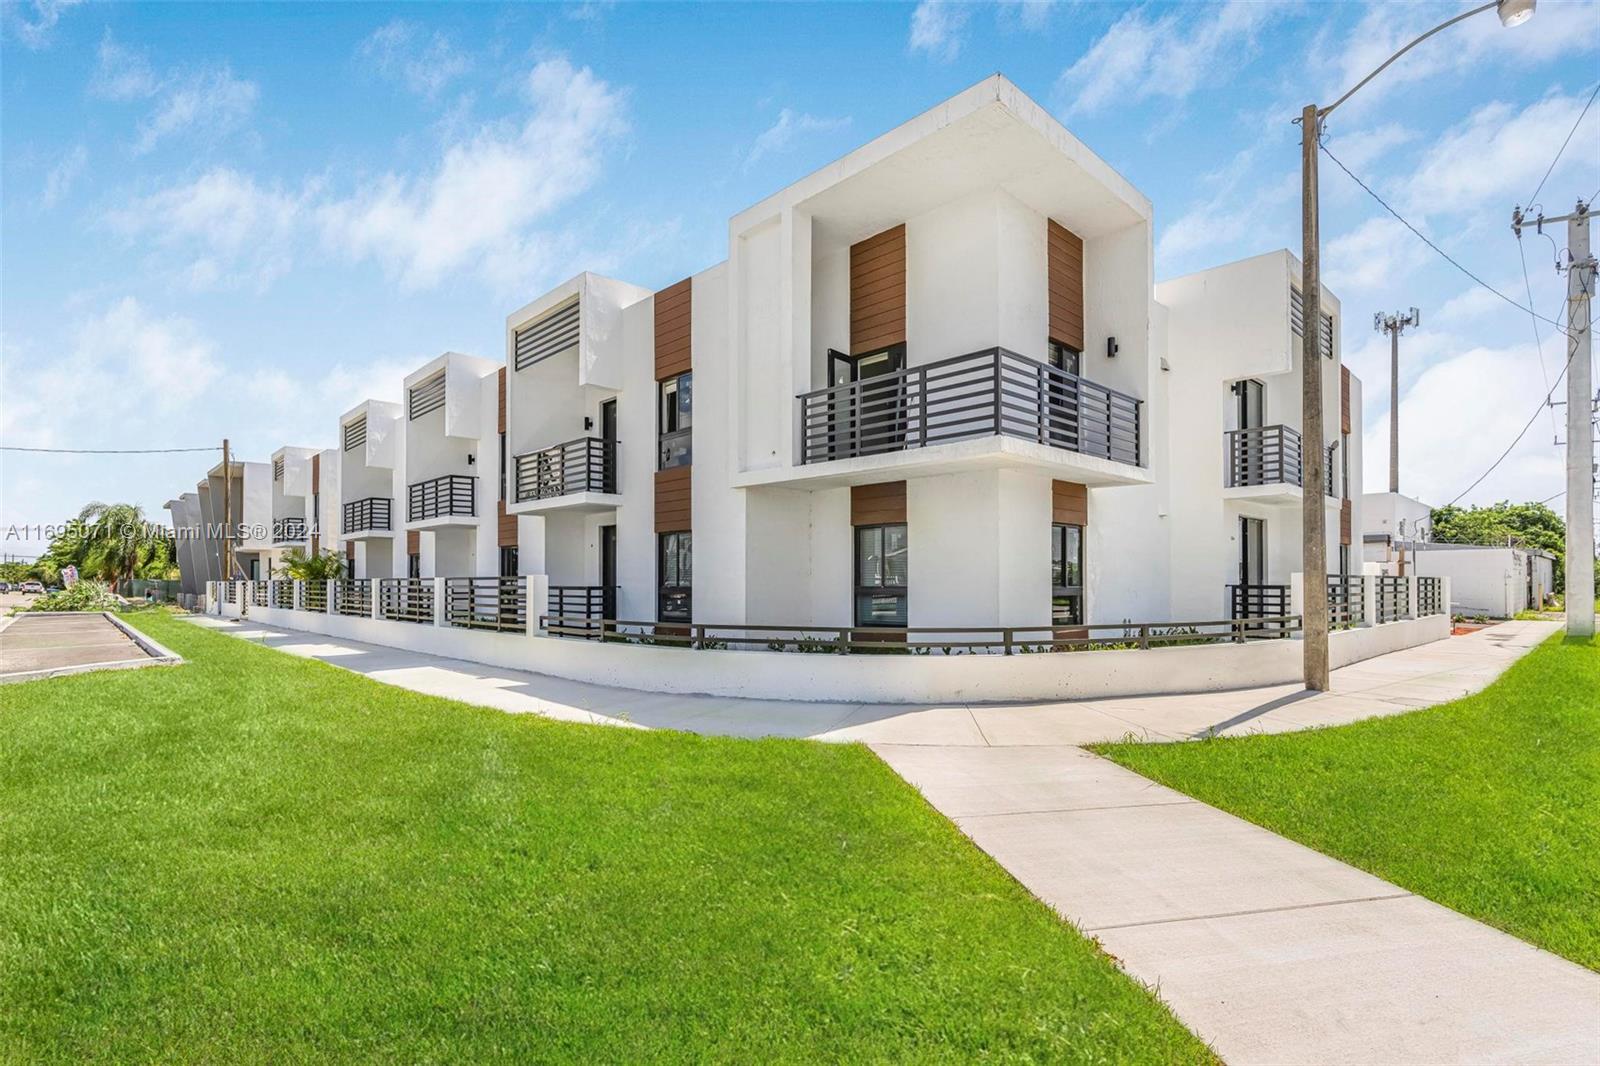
(1155, 146, 1297, 268)
(908, 2, 970, 62)
(317, 56, 627, 292)
(106, 168, 308, 290)
(87, 34, 259, 154)
(89, 31, 159, 99)
(4, 0, 82, 50)
(40, 143, 87, 208)
(1056, 0, 1286, 118)
(743, 108, 850, 170)
(997, 0, 1055, 32)
(358, 19, 470, 99)
(1324, 216, 1431, 296)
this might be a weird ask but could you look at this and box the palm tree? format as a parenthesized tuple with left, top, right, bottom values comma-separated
(76, 502, 168, 590)
(279, 547, 347, 581)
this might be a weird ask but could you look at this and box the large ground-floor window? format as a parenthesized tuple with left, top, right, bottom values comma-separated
(1052, 523, 1083, 626)
(499, 546, 518, 578)
(658, 531, 692, 622)
(855, 523, 908, 627)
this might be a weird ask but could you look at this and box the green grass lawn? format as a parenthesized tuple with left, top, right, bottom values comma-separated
(1098, 633, 1600, 971)
(0, 611, 1210, 1064)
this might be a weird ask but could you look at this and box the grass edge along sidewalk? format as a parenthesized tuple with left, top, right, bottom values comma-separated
(1098, 631, 1600, 972)
(0, 610, 1213, 1063)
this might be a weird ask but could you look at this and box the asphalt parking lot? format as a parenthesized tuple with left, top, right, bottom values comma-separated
(0, 605, 166, 681)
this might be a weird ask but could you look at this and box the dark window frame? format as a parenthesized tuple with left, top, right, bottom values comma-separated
(499, 545, 518, 578)
(658, 531, 692, 622)
(1047, 341, 1081, 377)
(658, 372, 693, 470)
(407, 553, 421, 579)
(854, 522, 908, 628)
(1051, 522, 1084, 626)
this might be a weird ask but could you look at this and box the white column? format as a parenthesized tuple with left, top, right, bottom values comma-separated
(1289, 571, 1305, 624)
(370, 578, 382, 621)
(1361, 574, 1378, 627)
(432, 576, 447, 627)
(325, 579, 336, 615)
(1442, 577, 1454, 620)
(293, 580, 304, 612)
(526, 573, 550, 637)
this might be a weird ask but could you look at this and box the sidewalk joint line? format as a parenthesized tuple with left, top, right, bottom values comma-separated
(1083, 891, 1414, 932)
(956, 799, 1197, 819)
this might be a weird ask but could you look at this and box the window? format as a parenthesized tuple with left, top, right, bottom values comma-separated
(1340, 432, 1350, 500)
(1051, 523, 1084, 626)
(499, 546, 518, 578)
(1048, 341, 1081, 377)
(408, 370, 447, 420)
(408, 553, 421, 579)
(343, 416, 367, 452)
(311, 492, 320, 534)
(499, 432, 507, 503)
(658, 372, 692, 469)
(658, 532, 692, 622)
(854, 523, 908, 627)
(1338, 544, 1350, 577)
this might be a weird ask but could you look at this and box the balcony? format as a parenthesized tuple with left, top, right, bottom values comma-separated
(788, 347, 1144, 486)
(407, 474, 476, 524)
(271, 517, 306, 545)
(342, 496, 393, 537)
(510, 437, 618, 514)
(1225, 425, 1340, 505)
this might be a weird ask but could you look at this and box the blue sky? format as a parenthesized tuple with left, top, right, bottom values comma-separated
(2, 0, 1597, 555)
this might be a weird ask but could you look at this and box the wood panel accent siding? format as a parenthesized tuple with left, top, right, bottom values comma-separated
(851, 481, 907, 526)
(1340, 498, 1352, 546)
(655, 278, 693, 380)
(497, 499, 516, 548)
(497, 367, 507, 434)
(1047, 220, 1085, 353)
(1340, 364, 1352, 435)
(311, 453, 320, 495)
(1051, 480, 1088, 526)
(655, 465, 692, 533)
(850, 226, 906, 356)
(346, 541, 355, 563)
(406, 529, 419, 555)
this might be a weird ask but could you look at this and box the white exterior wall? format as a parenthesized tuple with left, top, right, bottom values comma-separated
(1363, 492, 1434, 544)
(401, 352, 500, 577)
(1408, 546, 1553, 616)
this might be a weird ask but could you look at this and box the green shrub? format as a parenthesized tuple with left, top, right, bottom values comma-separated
(17, 580, 121, 614)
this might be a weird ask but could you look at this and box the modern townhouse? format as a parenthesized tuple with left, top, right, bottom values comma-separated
(196, 75, 1449, 703)
(1156, 251, 1364, 623)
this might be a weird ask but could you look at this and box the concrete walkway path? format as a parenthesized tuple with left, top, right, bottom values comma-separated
(181, 615, 1598, 1062)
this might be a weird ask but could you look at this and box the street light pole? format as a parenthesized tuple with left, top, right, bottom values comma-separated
(1298, 0, 1533, 689)
(1375, 308, 1421, 494)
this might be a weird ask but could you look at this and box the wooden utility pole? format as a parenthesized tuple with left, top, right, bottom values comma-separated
(221, 438, 233, 581)
(1300, 103, 1329, 691)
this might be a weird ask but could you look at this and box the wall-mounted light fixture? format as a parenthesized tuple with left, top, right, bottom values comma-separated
(466, 453, 476, 466)
(584, 416, 594, 431)
(1106, 336, 1119, 359)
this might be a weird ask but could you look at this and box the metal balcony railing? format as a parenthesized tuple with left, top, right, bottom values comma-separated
(272, 517, 307, 543)
(343, 496, 392, 534)
(407, 474, 476, 522)
(797, 347, 1141, 466)
(513, 437, 615, 502)
(1225, 425, 1304, 488)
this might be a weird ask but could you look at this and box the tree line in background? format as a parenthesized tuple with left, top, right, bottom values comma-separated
(1429, 500, 1595, 593)
(0, 503, 178, 588)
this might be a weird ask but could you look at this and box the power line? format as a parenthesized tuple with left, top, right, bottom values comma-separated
(1541, 489, 1566, 504)
(1516, 236, 1561, 442)
(0, 445, 221, 455)
(1319, 138, 1574, 335)
(1526, 81, 1599, 210)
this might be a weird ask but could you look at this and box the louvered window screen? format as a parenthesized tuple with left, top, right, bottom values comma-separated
(409, 371, 446, 420)
(273, 457, 284, 481)
(513, 298, 580, 371)
(343, 415, 367, 452)
(1290, 287, 1335, 358)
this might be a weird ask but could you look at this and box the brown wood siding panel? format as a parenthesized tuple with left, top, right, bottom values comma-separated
(497, 367, 507, 434)
(851, 481, 907, 526)
(1340, 365, 1351, 435)
(1047, 220, 1085, 352)
(655, 465, 692, 533)
(497, 499, 517, 548)
(311, 454, 320, 495)
(346, 541, 355, 562)
(1051, 480, 1088, 526)
(406, 530, 419, 555)
(655, 278, 693, 380)
(850, 225, 906, 356)
(1340, 499, 1352, 546)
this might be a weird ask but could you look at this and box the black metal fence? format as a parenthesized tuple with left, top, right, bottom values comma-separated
(513, 437, 615, 502)
(407, 474, 476, 521)
(1376, 575, 1409, 623)
(379, 578, 434, 624)
(444, 576, 526, 633)
(343, 496, 392, 534)
(1225, 425, 1303, 488)
(797, 347, 1141, 466)
(1327, 575, 1362, 627)
(335, 579, 371, 617)
(1417, 576, 1444, 616)
(222, 581, 237, 604)
(547, 585, 614, 637)
(251, 582, 269, 607)
(271, 580, 294, 609)
(1227, 584, 1292, 633)
(302, 581, 327, 611)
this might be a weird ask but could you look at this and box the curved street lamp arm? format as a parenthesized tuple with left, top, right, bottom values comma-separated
(1321, 0, 1497, 119)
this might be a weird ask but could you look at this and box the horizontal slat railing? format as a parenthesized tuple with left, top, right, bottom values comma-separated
(272, 517, 307, 543)
(1227, 583, 1293, 635)
(343, 496, 392, 534)
(1327, 575, 1362, 627)
(378, 578, 434, 624)
(335, 579, 371, 617)
(547, 585, 614, 638)
(797, 347, 1141, 467)
(270, 580, 294, 609)
(1225, 425, 1303, 488)
(1376, 575, 1409, 623)
(513, 437, 615, 502)
(445, 576, 526, 633)
(1417, 576, 1444, 616)
(301, 580, 327, 611)
(407, 474, 476, 522)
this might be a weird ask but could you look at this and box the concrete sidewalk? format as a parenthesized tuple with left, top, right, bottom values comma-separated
(180, 615, 1597, 1062)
